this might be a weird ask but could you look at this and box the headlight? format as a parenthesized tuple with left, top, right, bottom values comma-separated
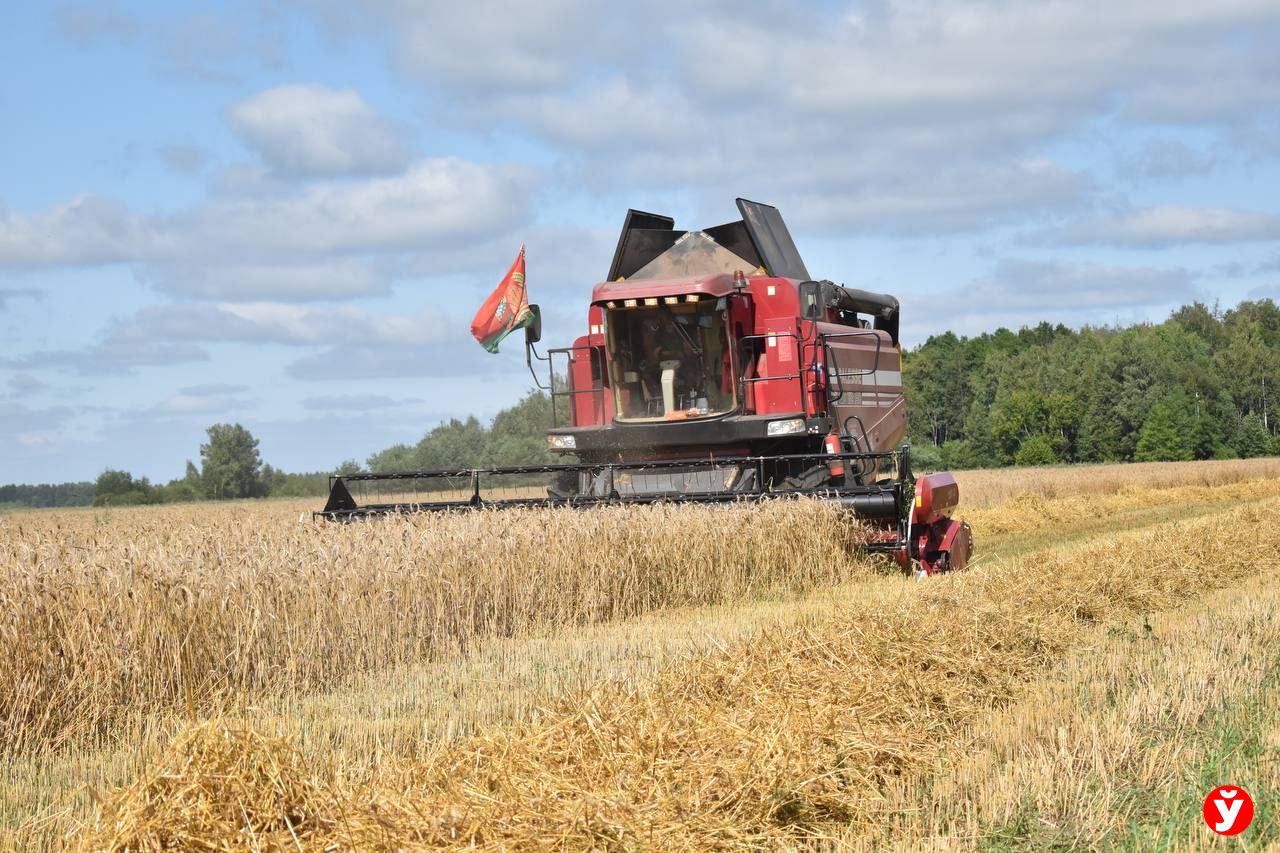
(547, 434, 577, 449)
(766, 417, 806, 437)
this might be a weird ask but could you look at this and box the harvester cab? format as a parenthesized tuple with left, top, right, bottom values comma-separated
(321, 199, 972, 576)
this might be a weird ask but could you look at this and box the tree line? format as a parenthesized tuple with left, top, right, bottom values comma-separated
(0, 481, 95, 510)
(903, 299, 1280, 469)
(2, 298, 1276, 509)
(89, 424, 346, 507)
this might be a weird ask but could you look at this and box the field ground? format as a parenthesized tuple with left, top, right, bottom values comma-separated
(2, 457, 1278, 849)
(848, 558, 1280, 849)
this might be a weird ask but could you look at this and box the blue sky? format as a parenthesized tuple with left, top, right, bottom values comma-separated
(2, 0, 1278, 484)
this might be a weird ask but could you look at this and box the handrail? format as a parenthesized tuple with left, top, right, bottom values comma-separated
(816, 328, 885, 403)
(737, 331, 809, 415)
(539, 343, 607, 426)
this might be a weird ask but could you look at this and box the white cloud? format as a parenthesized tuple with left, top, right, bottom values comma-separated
(8, 340, 211, 376)
(0, 402, 78, 452)
(55, 3, 286, 81)
(213, 302, 450, 346)
(181, 159, 537, 256)
(53, 2, 138, 47)
(358, 0, 606, 90)
(229, 84, 412, 177)
(1118, 140, 1217, 180)
(138, 259, 392, 302)
(179, 383, 248, 396)
(307, 0, 1280, 234)
(0, 288, 43, 310)
(0, 195, 163, 267)
(156, 143, 208, 176)
(149, 391, 252, 416)
(787, 159, 1086, 233)
(971, 259, 1195, 310)
(302, 394, 402, 411)
(1050, 206, 1280, 247)
(901, 258, 1197, 341)
(7, 374, 47, 397)
(7, 300, 462, 375)
(0, 158, 539, 272)
(284, 339, 484, 380)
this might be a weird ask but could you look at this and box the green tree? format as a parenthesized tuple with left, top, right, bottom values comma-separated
(92, 469, 153, 506)
(1043, 392, 1080, 459)
(909, 441, 942, 472)
(989, 389, 1050, 464)
(903, 332, 968, 446)
(366, 443, 418, 473)
(1135, 394, 1194, 462)
(488, 390, 555, 466)
(939, 439, 982, 470)
(1170, 301, 1225, 348)
(415, 416, 489, 469)
(200, 423, 264, 499)
(1234, 413, 1271, 459)
(1190, 412, 1225, 461)
(1013, 434, 1059, 466)
(1216, 322, 1278, 417)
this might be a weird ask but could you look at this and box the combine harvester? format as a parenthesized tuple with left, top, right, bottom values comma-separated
(320, 199, 971, 575)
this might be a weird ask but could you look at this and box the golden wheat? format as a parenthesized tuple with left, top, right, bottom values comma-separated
(851, 567, 1280, 849)
(5, 459, 1278, 849)
(953, 456, 1280, 508)
(0, 499, 868, 756)
(77, 497, 1280, 850)
(967, 475, 1280, 537)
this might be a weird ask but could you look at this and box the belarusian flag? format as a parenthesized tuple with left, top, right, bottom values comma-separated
(470, 246, 533, 354)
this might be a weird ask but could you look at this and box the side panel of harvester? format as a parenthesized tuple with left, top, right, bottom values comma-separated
(818, 323, 907, 455)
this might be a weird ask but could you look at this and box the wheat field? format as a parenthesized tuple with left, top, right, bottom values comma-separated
(2, 457, 1278, 849)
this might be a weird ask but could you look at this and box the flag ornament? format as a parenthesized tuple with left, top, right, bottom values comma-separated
(471, 246, 533, 354)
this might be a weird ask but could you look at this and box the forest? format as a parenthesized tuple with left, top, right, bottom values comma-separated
(903, 299, 1278, 469)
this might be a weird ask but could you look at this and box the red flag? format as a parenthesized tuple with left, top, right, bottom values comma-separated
(470, 246, 532, 354)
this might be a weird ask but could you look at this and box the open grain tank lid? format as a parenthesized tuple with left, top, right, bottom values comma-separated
(605, 198, 811, 282)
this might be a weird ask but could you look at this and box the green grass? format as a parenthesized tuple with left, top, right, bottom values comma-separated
(1113, 667, 1279, 849)
(977, 625, 1280, 851)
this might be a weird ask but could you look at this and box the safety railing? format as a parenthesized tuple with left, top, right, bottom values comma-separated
(737, 327, 890, 417)
(815, 328, 885, 404)
(737, 331, 813, 415)
(527, 342, 607, 427)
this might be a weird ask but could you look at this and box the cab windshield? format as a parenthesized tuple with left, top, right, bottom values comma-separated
(607, 298, 735, 422)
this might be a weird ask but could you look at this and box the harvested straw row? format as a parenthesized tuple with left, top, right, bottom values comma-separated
(0, 500, 868, 754)
(79, 498, 1280, 850)
(952, 456, 1280, 508)
(966, 475, 1280, 536)
(857, 565, 1280, 847)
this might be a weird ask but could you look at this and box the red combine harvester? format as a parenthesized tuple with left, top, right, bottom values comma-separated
(321, 199, 971, 575)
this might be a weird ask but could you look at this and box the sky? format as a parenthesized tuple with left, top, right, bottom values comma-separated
(2, 0, 1279, 484)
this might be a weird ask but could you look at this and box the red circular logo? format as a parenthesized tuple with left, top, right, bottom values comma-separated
(1203, 785, 1254, 836)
